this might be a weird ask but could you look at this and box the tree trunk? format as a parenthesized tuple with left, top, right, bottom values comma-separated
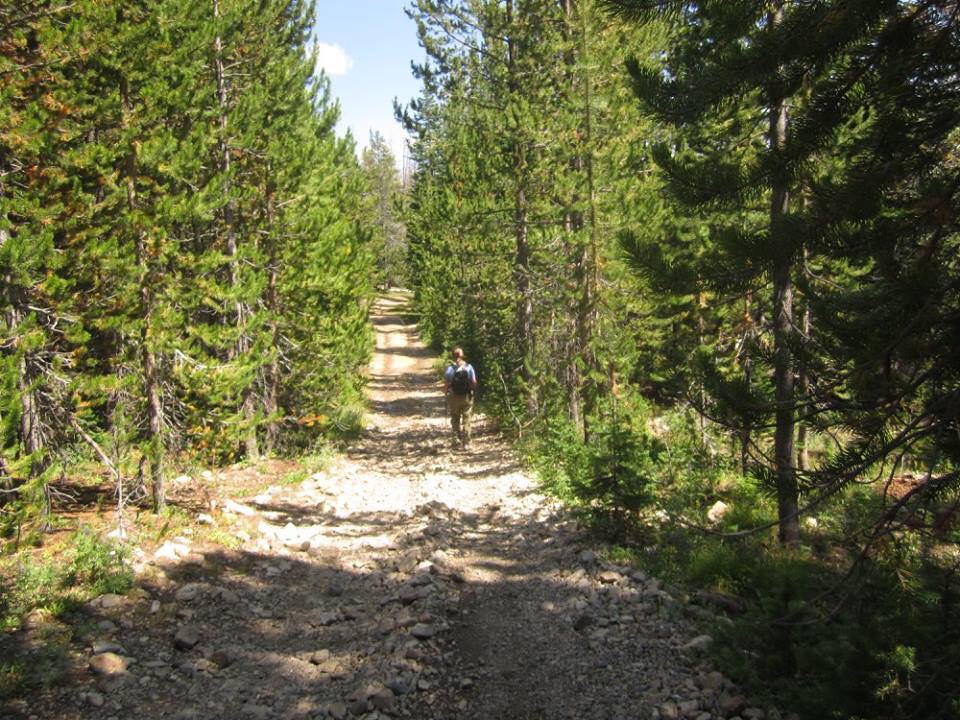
(214, 0, 259, 460)
(796, 299, 810, 472)
(120, 75, 164, 511)
(506, 0, 537, 418)
(768, 2, 799, 546)
(697, 281, 708, 443)
(263, 180, 280, 453)
(740, 291, 753, 475)
(572, 0, 600, 441)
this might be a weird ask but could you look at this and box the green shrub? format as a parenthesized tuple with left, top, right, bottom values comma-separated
(13, 561, 61, 613)
(64, 526, 132, 596)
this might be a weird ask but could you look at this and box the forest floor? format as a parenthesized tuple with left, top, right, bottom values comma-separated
(7, 292, 769, 720)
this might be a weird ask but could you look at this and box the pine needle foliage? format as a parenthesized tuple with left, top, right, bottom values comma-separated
(0, 0, 373, 525)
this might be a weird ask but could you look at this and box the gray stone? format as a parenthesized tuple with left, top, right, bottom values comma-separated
(573, 614, 594, 632)
(410, 623, 435, 640)
(386, 678, 411, 696)
(215, 587, 240, 604)
(175, 584, 201, 602)
(742, 710, 765, 720)
(328, 702, 348, 719)
(92, 640, 125, 655)
(719, 694, 746, 716)
(173, 626, 201, 651)
(410, 572, 432, 587)
(211, 647, 238, 668)
(598, 570, 622, 584)
(700, 671, 725, 692)
(97, 594, 125, 609)
(399, 586, 419, 605)
(404, 646, 425, 660)
(318, 611, 341, 626)
(370, 689, 396, 713)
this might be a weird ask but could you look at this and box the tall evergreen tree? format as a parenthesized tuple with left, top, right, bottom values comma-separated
(608, 0, 960, 543)
(361, 131, 407, 287)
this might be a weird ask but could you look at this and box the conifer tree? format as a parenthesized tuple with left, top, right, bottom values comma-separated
(608, 0, 960, 542)
(2, 0, 374, 526)
(361, 132, 407, 287)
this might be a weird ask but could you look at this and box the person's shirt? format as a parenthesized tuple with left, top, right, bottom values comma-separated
(444, 362, 477, 388)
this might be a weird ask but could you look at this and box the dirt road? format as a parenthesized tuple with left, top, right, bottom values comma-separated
(20, 293, 735, 720)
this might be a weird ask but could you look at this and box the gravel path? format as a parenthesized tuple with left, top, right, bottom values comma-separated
(14, 293, 767, 720)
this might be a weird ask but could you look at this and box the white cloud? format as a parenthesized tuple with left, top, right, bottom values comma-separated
(316, 42, 354, 77)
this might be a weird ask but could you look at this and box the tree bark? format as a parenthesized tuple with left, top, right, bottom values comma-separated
(796, 299, 810, 472)
(740, 291, 753, 475)
(768, 2, 799, 546)
(120, 75, 164, 511)
(214, 0, 259, 460)
(263, 178, 280, 453)
(572, 0, 600, 441)
(506, 0, 537, 418)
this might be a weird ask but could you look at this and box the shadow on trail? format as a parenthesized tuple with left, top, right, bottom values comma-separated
(3, 500, 668, 720)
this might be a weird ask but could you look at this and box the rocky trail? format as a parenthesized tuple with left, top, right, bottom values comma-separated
(16, 294, 771, 720)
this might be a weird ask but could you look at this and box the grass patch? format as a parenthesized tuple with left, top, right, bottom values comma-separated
(196, 525, 242, 550)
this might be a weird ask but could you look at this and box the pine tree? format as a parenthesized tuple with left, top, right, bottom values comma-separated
(608, 0, 960, 543)
(361, 131, 407, 287)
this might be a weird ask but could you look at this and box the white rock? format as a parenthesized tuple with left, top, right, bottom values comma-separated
(197, 513, 215, 525)
(154, 541, 191, 562)
(224, 500, 256, 516)
(173, 475, 192, 485)
(707, 500, 730, 524)
(89, 652, 133, 676)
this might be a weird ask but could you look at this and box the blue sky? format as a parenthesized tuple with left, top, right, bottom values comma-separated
(312, 1, 425, 166)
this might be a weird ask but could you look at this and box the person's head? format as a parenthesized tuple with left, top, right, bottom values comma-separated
(452, 347, 464, 361)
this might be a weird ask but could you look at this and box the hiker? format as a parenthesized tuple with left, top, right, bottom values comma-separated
(444, 347, 477, 448)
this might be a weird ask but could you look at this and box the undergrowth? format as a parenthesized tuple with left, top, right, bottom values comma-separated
(528, 396, 960, 720)
(1, 525, 132, 632)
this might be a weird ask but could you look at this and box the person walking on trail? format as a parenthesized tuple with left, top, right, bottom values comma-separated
(444, 347, 477, 449)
